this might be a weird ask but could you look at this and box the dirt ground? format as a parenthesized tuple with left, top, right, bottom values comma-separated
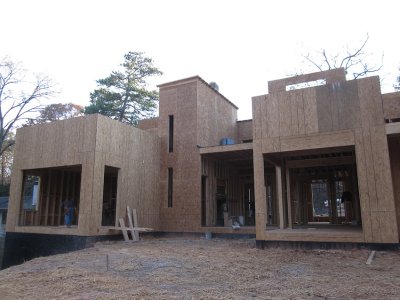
(0, 237, 399, 299)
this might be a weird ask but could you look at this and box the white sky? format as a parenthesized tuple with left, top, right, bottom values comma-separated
(1, 0, 399, 120)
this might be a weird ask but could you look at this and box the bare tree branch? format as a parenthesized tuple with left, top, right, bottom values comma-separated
(0, 57, 56, 156)
(302, 34, 382, 79)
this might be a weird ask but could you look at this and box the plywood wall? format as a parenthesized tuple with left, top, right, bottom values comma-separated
(7, 114, 160, 236)
(158, 80, 201, 232)
(253, 70, 399, 243)
(388, 136, 400, 240)
(237, 120, 253, 142)
(382, 92, 400, 121)
(7, 115, 98, 234)
(158, 77, 239, 232)
(197, 80, 238, 147)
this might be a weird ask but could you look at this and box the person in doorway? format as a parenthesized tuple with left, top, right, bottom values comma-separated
(341, 191, 353, 223)
(62, 199, 74, 227)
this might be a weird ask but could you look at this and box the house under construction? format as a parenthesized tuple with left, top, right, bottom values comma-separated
(3, 68, 400, 266)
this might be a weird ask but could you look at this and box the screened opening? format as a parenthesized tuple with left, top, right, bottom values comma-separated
(19, 166, 81, 226)
(101, 166, 119, 226)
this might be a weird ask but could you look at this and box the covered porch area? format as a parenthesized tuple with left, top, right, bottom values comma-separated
(200, 143, 255, 234)
(258, 146, 364, 242)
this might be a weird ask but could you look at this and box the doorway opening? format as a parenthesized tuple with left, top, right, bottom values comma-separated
(264, 146, 362, 230)
(201, 149, 254, 228)
(101, 166, 119, 226)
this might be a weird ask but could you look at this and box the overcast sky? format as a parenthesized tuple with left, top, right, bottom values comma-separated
(1, 0, 399, 119)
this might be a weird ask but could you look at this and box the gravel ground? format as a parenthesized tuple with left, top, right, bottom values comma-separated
(0, 237, 399, 299)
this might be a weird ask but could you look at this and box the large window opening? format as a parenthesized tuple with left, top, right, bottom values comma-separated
(264, 147, 362, 231)
(101, 166, 119, 226)
(201, 149, 254, 228)
(19, 166, 81, 227)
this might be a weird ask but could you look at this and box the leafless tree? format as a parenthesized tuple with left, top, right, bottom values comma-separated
(303, 34, 383, 79)
(25, 103, 83, 126)
(0, 57, 55, 156)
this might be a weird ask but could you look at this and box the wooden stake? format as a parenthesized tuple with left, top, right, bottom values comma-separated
(132, 208, 139, 241)
(118, 218, 130, 242)
(126, 206, 138, 242)
(366, 250, 376, 265)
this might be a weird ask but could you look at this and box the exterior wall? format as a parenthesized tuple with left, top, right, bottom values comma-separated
(158, 80, 199, 232)
(382, 92, 400, 121)
(197, 80, 238, 147)
(158, 77, 238, 232)
(7, 115, 98, 236)
(388, 136, 400, 239)
(137, 117, 159, 135)
(92, 115, 160, 234)
(237, 120, 253, 142)
(6, 114, 160, 236)
(252, 69, 399, 243)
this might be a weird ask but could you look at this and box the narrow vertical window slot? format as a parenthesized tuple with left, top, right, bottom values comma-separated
(168, 115, 174, 152)
(168, 168, 173, 207)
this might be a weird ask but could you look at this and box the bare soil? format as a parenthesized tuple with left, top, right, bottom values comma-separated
(0, 237, 399, 299)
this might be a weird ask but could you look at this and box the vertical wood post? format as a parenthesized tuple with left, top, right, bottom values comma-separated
(276, 166, 284, 229)
(286, 166, 292, 229)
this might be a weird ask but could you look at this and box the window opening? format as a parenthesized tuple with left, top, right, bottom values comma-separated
(101, 166, 119, 226)
(311, 179, 330, 221)
(19, 166, 81, 227)
(168, 168, 173, 207)
(168, 115, 174, 152)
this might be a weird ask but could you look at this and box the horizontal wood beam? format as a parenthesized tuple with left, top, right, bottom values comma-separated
(287, 155, 355, 169)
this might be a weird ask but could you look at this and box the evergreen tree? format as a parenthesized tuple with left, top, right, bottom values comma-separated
(84, 52, 162, 126)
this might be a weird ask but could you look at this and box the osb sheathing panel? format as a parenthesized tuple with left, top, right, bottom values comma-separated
(92, 115, 160, 235)
(237, 120, 253, 142)
(158, 78, 239, 232)
(260, 88, 319, 140)
(253, 72, 398, 243)
(7, 115, 98, 234)
(382, 92, 400, 120)
(316, 80, 360, 132)
(137, 117, 159, 132)
(268, 68, 346, 94)
(388, 137, 400, 239)
(354, 78, 398, 243)
(197, 80, 238, 147)
(158, 81, 201, 232)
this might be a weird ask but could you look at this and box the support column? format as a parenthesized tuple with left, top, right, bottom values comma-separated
(286, 166, 292, 229)
(253, 142, 267, 239)
(276, 166, 284, 229)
